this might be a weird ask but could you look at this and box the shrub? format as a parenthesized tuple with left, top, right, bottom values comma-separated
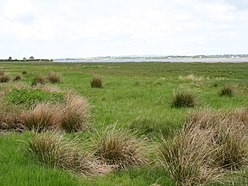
(171, 92, 195, 108)
(28, 132, 103, 175)
(20, 103, 60, 132)
(31, 76, 46, 87)
(94, 126, 149, 169)
(91, 77, 103, 88)
(47, 72, 60, 84)
(159, 127, 222, 186)
(13, 75, 21, 81)
(219, 87, 233, 97)
(22, 71, 27, 75)
(60, 92, 89, 132)
(0, 75, 10, 83)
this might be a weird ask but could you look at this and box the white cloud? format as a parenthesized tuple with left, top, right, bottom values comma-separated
(0, 0, 248, 58)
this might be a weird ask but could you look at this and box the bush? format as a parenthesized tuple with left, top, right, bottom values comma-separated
(219, 87, 233, 97)
(94, 126, 149, 169)
(28, 132, 103, 175)
(31, 76, 46, 87)
(22, 71, 27, 75)
(159, 127, 222, 186)
(171, 92, 195, 108)
(91, 77, 103, 88)
(13, 75, 21, 81)
(60, 92, 89, 132)
(47, 72, 60, 84)
(0, 75, 10, 83)
(20, 103, 60, 132)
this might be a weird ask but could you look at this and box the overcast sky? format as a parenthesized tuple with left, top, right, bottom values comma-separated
(0, 0, 248, 58)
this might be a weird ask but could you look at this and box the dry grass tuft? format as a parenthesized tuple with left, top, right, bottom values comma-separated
(47, 72, 61, 84)
(13, 75, 21, 81)
(28, 132, 108, 175)
(0, 105, 24, 132)
(20, 103, 61, 132)
(31, 76, 46, 87)
(60, 92, 89, 132)
(0, 75, 10, 83)
(185, 109, 248, 170)
(94, 126, 149, 169)
(0, 70, 4, 76)
(91, 77, 103, 88)
(159, 127, 222, 186)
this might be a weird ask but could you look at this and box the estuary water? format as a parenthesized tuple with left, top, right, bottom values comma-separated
(54, 57, 248, 63)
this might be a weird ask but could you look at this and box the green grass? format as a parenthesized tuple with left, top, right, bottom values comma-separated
(1, 62, 248, 185)
(4, 88, 64, 107)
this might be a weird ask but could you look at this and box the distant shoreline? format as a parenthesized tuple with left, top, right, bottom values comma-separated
(54, 57, 248, 63)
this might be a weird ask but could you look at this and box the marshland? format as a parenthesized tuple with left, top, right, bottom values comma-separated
(0, 62, 248, 185)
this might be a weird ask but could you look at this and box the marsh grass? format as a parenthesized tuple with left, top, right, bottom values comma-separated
(20, 103, 61, 132)
(60, 92, 89, 132)
(47, 72, 61, 84)
(91, 77, 103, 88)
(159, 126, 222, 186)
(185, 109, 248, 170)
(28, 132, 106, 176)
(219, 87, 233, 97)
(0, 75, 10, 83)
(31, 76, 46, 87)
(171, 92, 196, 108)
(93, 126, 149, 169)
(13, 75, 21, 81)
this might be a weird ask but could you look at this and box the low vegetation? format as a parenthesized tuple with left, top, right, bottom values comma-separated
(171, 92, 196, 108)
(28, 132, 108, 176)
(1, 62, 248, 185)
(47, 72, 61, 83)
(60, 92, 89, 132)
(90, 77, 103, 88)
(219, 87, 233, 97)
(94, 126, 149, 169)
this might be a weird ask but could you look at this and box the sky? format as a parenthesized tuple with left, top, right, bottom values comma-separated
(0, 0, 248, 59)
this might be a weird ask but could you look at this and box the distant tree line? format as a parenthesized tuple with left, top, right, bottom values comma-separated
(0, 56, 53, 62)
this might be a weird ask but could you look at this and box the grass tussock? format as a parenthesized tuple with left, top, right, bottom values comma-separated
(47, 72, 61, 84)
(22, 71, 27, 75)
(159, 127, 222, 186)
(219, 87, 233, 97)
(20, 103, 61, 132)
(60, 92, 89, 132)
(13, 75, 21, 81)
(0, 106, 24, 132)
(91, 77, 103, 88)
(28, 132, 109, 176)
(0, 75, 10, 83)
(0, 70, 4, 76)
(185, 109, 248, 170)
(171, 92, 196, 108)
(94, 126, 149, 169)
(31, 76, 46, 87)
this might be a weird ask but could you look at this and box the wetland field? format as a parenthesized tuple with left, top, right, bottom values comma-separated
(1, 62, 248, 186)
